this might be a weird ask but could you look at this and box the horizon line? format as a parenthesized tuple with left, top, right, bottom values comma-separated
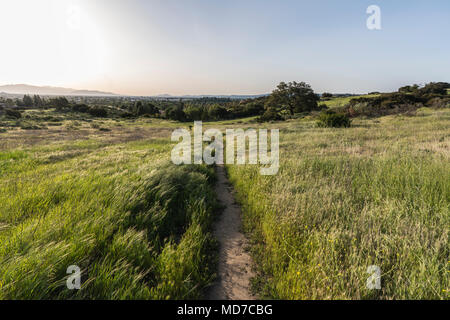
(0, 83, 378, 97)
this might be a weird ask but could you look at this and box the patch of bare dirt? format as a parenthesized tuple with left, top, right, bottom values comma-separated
(207, 165, 256, 300)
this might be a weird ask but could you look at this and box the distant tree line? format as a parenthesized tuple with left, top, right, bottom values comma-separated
(1, 81, 320, 121)
(2, 81, 448, 122)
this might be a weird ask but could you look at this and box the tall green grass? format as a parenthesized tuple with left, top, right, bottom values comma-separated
(0, 136, 218, 299)
(227, 108, 449, 299)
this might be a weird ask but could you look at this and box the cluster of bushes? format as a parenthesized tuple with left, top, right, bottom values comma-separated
(162, 98, 266, 122)
(166, 104, 227, 122)
(19, 122, 43, 130)
(317, 110, 351, 128)
(70, 104, 109, 117)
(321, 92, 333, 100)
(1, 95, 113, 118)
(226, 97, 266, 119)
(129, 101, 160, 117)
(88, 107, 108, 117)
(345, 82, 449, 117)
(4, 109, 22, 119)
(345, 93, 421, 117)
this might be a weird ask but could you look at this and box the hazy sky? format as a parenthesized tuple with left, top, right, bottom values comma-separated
(0, 0, 449, 96)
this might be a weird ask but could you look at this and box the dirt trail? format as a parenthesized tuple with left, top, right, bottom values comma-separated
(207, 165, 256, 300)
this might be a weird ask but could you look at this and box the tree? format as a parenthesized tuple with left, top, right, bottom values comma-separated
(165, 105, 186, 122)
(72, 104, 90, 113)
(264, 81, 319, 116)
(132, 101, 159, 116)
(184, 105, 204, 121)
(5, 98, 14, 107)
(33, 95, 43, 108)
(419, 82, 450, 95)
(208, 104, 228, 120)
(147, 103, 159, 116)
(88, 107, 108, 117)
(51, 97, 70, 110)
(258, 108, 282, 122)
(398, 84, 419, 93)
(322, 92, 333, 98)
(22, 95, 33, 107)
(132, 101, 143, 115)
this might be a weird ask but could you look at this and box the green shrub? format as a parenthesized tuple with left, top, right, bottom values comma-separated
(317, 110, 351, 128)
(426, 97, 450, 109)
(258, 108, 282, 122)
(88, 107, 108, 117)
(345, 93, 425, 117)
(20, 123, 41, 130)
(120, 111, 134, 118)
(72, 104, 90, 113)
(5, 109, 22, 119)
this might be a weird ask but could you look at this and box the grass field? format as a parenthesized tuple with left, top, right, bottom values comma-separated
(0, 106, 448, 300)
(227, 107, 449, 299)
(0, 112, 218, 299)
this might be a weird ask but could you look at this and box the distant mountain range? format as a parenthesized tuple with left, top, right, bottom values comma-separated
(0, 84, 365, 99)
(0, 84, 267, 99)
(0, 84, 117, 96)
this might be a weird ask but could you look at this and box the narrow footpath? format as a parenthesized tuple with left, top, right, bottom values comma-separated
(207, 165, 256, 300)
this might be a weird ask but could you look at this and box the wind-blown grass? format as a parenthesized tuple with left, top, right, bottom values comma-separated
(0, 133, 218, 299)
(227, 108, 449, 299)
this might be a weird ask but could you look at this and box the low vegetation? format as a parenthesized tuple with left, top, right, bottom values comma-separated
(342, 82, 450, 118)
(0, 124, 218, 299)
(227, 108, 449, 299)
(317, 110, 351, 128)
(0, 80, 448, 300)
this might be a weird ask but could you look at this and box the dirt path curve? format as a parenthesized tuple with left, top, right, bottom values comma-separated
(207, 165, 256, 300)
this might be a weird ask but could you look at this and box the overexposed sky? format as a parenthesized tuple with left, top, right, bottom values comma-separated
(0, 0, 449, 96)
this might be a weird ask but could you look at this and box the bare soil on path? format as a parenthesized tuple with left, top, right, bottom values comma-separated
(207, 165, 256, 300)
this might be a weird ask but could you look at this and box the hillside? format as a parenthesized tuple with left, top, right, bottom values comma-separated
(0, 84, 116, 96)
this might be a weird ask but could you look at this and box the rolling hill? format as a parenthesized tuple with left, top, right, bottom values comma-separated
(0, 84, 117, 96)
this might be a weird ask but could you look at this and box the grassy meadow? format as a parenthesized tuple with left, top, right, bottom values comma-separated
(226, 107, 449, 299)
(0, 111, 218, 299)
(0, 105, 448, 300)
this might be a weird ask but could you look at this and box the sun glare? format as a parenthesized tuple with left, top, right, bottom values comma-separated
(0, 0, 109, 88)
